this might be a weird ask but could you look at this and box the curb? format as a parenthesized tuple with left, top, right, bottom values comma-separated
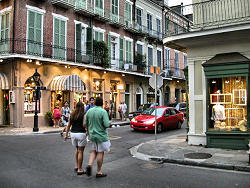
(150, 158, 250, 172)
(130, 144, 250, 173)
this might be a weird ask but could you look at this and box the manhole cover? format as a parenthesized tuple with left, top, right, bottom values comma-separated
(184, 152, 212, 159)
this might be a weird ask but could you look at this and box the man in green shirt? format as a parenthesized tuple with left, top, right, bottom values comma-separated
(84, 97, 110, 178)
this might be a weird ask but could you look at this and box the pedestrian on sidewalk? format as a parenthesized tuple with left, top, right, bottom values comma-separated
(118, 102, 123, 120)
(85, 97, 95, 113)
(53, 105, 61, 128)
(84, 97, 111, 178)
(65, 102, 87, 175)
(60, 101, 70, 137)
(104, 101, 110, 119)
(121, 101, 127, 121)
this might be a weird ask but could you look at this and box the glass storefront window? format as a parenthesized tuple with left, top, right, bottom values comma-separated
(208, 76, 248, 132)
(93, 80, 103, 91)
(74, 92, 87, 107)
(51, 91, 70, 110)
(24, 77, 40, 114)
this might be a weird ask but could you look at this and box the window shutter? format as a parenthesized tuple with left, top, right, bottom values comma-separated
(5, 13, 9, 39)
(53, 18, 60, 58)
(76, 23, 82, 62)
(86, 27, 93, 63)
(28, 11, 35, 55)
(107, 34, 111, 65)
(119, 37, 124, 69)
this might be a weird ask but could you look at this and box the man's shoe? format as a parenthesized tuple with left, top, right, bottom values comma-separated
(86, 165, 92, 176)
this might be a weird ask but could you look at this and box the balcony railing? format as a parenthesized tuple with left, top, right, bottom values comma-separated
(75, 0, 95, 16)
(166, 0, 250, 36)
(0, 38, 145, 74)
(135, 24, 163, 40)
(51, 0, 74, 8)
(162, 66, 185, 79)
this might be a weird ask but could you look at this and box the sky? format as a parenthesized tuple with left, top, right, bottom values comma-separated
(168, 0, 192, 7)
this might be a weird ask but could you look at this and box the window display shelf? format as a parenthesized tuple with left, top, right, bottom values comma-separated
(210, 93, 232, 104)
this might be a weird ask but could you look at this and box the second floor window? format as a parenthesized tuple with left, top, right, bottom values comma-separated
(165, 48, 170, 69)
(184, 54, 187, 67)
(27, 11, 42, 56)
(0, 12, 10, 53)
(94, 31, 104, 41)
(95, 0, 104, 16)
(156, 18, 161, 39)
(125, 1, 132, 24)
(125, 40, 132, 63)
(0, 13, 10, 40)
(157, 50, 162, 69)
(137, 43, 143, 55)
(147, 13, 152, 34)
(174, 22, 178, 34)
(175, 51, 179, 68)
(148, 47, 153, 70)
(53, 18, 66, 60)
(136, 8, 142, 28)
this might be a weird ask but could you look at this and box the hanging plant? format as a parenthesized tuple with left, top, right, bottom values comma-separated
(134, 52, 146, 72)
(93, 40, 109, 68)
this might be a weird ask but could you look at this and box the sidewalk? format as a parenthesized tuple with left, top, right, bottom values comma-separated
(0, 119, 130, 136)
(130, 133, 250, 172)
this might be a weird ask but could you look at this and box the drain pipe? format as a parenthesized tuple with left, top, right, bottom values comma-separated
(12, 0, 16, 53)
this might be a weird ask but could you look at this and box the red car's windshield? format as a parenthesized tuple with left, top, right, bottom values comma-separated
(141, 108, 165, 116)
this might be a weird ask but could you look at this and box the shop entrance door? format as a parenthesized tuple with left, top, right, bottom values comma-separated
(110, 93, 117, 119)
(136, 94, 141, 110)
(3, 90, 9, 125)
(125, 94, 130, 117)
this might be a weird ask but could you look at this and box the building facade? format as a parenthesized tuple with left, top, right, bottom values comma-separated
(164, 0, 250, 150)
(0, 0, 187, 128)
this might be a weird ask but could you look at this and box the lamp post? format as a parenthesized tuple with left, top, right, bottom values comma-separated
(32, 69, 41, 132)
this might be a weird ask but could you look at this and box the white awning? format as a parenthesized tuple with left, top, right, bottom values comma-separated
(50, 75, 86, 91)
(0, 73, 9, 90)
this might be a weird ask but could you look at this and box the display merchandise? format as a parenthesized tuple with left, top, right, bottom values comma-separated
(208, 76, 248, 132)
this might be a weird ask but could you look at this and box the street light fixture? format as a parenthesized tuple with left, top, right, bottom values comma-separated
(32, 69, 41, 132)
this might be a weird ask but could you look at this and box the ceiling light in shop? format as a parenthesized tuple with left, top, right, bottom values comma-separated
(225, 80, 229, 84)
(212, 80, 216, 84)
(104, 71, 107, 74)
(36, 61, 41, 65)
(122, 74, 125, 77)
(27, 59, 32, 63)
(0, 59, 3, 62)
(177, 80, 179, 83)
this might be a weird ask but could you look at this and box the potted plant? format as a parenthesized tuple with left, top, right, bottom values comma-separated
(93, 40, 109, 68)
(45, 111, 54, 126)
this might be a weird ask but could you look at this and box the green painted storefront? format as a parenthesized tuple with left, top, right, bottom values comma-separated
(203, 53, 250, 150)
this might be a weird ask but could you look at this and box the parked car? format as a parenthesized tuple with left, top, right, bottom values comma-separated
(175, 102, 187, 116)
(128, 103, 158, 120)
(130, 106, 184, 133)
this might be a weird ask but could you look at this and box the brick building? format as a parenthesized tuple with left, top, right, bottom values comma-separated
(0, 0, 187, 128)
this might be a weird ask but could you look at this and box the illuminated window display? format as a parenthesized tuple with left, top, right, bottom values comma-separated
(93, 79, 103, 98)
(51, 91, 70, 110)
(208, 76, 248, 132)
(24, 77, 40, 114)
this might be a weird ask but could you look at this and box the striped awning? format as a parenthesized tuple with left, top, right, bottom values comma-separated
(0, 73, 9, 90)
(50, 75, 86, 91)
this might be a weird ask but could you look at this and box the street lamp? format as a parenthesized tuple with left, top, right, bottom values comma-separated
(32, 69, 41, 132)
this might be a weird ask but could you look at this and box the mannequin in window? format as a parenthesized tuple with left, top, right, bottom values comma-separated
(211, 103, 226, 121)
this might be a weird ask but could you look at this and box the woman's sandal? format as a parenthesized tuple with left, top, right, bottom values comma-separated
(77, 170, 86, 175)
(86, 165, 92, 176)
(96, 173, 107, 178)
(74, 168, 78, 172)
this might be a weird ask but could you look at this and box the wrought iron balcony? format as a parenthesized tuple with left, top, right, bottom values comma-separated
(74, 0, 95, 17)
(165, 0, 250, 36)
(51, 0, 74, 9)
(162, 66, 185, 79)
(0, 38, 146, 74)
(135, 24, 162, 41)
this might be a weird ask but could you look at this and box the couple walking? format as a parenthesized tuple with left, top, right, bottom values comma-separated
(64, 97, 110, 178)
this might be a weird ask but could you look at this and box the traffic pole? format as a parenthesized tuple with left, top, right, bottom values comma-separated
(154, 74, 157, 141)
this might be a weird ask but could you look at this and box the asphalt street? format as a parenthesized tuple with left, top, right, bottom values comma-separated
(0, 123, 250, 188)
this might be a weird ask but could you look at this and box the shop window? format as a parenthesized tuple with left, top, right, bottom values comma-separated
(208, 76, 248, 132)
(51, 91, 70, 110)
(93, 79, 103, 91)
(24, 77, 41, 114)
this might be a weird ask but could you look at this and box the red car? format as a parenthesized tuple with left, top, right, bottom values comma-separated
(130, 106, 184, 133)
